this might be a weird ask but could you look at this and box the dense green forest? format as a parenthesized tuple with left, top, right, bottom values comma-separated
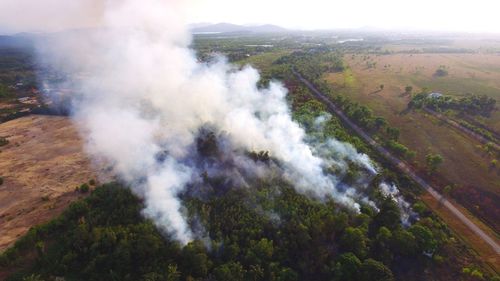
(1, 177, 478, 281)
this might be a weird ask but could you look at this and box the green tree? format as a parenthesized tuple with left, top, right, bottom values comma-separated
(333, 252, 361, 281)
(182, 242, 210, 278)
(246, 265, 264, 281)
(434, 67, 448, 77)
(484, 142, 495, 154)
(79, 183, 90, 193)
(425, 153, 443, 173)
(409, 225, 437, 253)
(372, 227, 393, 264)
(360, 259, 394, 281)
(0, 84, 12, 99)
(443, 185, 454, 197)
(276, 267, 298, 281)
(22, 274, 44, 281)
(340, 227, 368, 258)
(372, 197, 401, 231)
(0, 137, 8, 146)
(405, 86, 413, 95)
(252, 238, 274, 261)
(374, 117, 387, 130)
(391, 229, 417, 256)
(214, 262, 245, 281)
(386, 127, 400, 141)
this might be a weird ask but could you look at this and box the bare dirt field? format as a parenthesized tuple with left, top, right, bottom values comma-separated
(0, 115, 99, 252)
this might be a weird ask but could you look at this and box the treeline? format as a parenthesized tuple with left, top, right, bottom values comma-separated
(285, 79, 370, 154)
(1, 180, 469, 281)
(333, 95, 415, 159)
(275, 52, 416, 161)
(458, 119, 497, 144)
(275, 51, 345, 81)
(409, 92, 497, 117)
(0, 48, 36, 85)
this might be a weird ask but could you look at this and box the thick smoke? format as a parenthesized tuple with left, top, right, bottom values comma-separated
(37, 0, 386, 244)
(379, 182, 417, 226)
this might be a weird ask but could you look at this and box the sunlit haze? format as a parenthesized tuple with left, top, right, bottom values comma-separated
(1, 0, 500, 34)
(188, 0, 500, 32)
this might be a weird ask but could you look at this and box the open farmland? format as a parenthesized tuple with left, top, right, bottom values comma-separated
(335, 52, 500, 130)
(323, 50, 500, 233)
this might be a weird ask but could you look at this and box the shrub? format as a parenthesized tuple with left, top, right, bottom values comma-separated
(0, 137, 8, 147)
(434, 67, 448, 77)
(386, 140, 414, 159)
(426, 153, 444, 173)
(79, 183, 90, 193)
(412, 201, 428, 215)
(22, 274, 45, 281)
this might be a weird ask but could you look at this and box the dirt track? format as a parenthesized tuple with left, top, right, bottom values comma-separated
(294, 70, 500, 262)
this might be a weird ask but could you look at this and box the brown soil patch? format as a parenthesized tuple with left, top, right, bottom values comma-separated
(0, 115, 97, 252)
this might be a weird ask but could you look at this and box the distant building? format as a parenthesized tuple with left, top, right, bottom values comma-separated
(428, 92, 442, 98)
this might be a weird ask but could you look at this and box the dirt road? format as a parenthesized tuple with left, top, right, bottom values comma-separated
(293, 70, 500, 256)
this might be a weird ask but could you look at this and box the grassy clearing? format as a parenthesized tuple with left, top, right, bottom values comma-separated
(238, 50, 291, 72)
(411, 76, 500, 99)
(344, 53, 500, 132)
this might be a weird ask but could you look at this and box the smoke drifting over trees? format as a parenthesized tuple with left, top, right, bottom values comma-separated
(35, 0, 391, 244)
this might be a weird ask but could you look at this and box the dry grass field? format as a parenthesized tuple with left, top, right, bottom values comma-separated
(323, 52, 500, 232)
(0, 115, 101, 251)
(337, 52, 500, 130)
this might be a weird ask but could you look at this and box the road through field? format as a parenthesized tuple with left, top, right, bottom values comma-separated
(293, 70, 500, 257)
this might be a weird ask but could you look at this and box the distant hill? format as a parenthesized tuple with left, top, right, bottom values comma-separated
(190, 23, 288, 34)
(0, 34, 35, 49)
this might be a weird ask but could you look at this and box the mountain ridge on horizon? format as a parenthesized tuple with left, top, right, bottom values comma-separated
(189, 22, 289, 33)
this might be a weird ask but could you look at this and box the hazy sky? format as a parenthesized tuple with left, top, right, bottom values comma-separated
(188, 0, 500, 32)
(0, 0, 499, 34)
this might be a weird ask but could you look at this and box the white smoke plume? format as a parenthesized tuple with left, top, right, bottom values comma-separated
(379, 182, 417, 226)
(310, 114, 377, 175)
(35, 0, 381, 244)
